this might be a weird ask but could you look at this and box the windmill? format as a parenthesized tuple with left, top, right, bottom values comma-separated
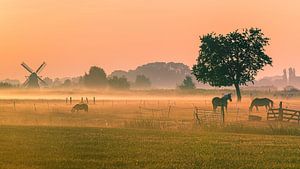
(21, 62, 48, 88)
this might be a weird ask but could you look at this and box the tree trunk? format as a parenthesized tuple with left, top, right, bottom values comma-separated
(234, 83, 241, 102)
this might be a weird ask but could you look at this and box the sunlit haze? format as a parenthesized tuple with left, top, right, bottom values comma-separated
(1, 0, 300, 81)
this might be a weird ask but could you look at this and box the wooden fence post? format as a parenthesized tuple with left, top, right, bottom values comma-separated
(194, 107, 200, 125)
(298, 112, 300, 125)
(13, 100, 16, 111)
(221, 106, 225, 124)
(279, 101, 283, 121)
(168, 106, 171, 118)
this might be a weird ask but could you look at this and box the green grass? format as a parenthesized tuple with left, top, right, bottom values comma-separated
(0, 126, 300, 169)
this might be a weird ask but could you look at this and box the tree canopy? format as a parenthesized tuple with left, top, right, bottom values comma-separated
(134, 75, 151, 89)
(108, 76, 130, 90)
(192, 28, 272, 101)
(83, 66, 107, 88)
(62, 79, 72, 88)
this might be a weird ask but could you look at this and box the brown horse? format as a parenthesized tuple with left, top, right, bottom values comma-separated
(212, 93, 232, 112)
(249, 98, 273, 112)
(71, 103, 89, 112)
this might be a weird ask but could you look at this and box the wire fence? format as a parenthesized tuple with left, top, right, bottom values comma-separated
(0, 97, 299, 127)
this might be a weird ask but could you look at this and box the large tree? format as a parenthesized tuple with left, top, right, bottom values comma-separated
(192, 28, 272, 101)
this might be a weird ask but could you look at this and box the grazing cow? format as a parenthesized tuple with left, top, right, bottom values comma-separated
(249, 98, 273, 112)
(71, 103, 89, 113)
(212, 93, 232, 113)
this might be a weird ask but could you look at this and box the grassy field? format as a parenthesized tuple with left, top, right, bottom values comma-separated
(0, 125, 299, 169)
(0, 89, 299, 168)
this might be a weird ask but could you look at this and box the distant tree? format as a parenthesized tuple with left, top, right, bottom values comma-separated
(83, 66, 107, 88)
(178, 76, 196, 90)
(108, 76, 130, 90)
(192, 28, 272, 101)
(53, 78, 62, 87)
(43, 77, 53, 86)
(134, 75, 151, 89)
(110, 62, 191, 88)
(62, 79, 72, 87)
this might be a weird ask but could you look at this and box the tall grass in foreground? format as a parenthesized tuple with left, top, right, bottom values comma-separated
(204, 122, 300, 136)
(1, 126, 300, 169)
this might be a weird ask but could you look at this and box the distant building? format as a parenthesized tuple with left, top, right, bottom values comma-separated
(288, 67, 300, 87)
(253, 67, 300, 90)
(255, 69, 287, 89)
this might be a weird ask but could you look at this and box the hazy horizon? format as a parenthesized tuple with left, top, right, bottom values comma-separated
(0, 60, 294, 82)
(1, 0, 300, 81)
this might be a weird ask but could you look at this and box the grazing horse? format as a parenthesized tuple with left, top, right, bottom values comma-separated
(71, 103, 89, 112)
(212, 93, 232, 112)
(249, 98, 273, 112)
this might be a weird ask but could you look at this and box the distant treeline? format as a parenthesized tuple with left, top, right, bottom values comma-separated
(44, 66, 152, 90)
(1, 62, 197, 90)
(0, 82, 19, 89)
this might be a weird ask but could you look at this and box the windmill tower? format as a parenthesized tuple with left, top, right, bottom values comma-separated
(21, 62, 48, 88)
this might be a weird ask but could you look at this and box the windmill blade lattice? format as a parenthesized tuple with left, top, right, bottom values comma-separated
(36, 62, 47, 74)
(21, 62, 34, 74)
(37, 76, 48, 86)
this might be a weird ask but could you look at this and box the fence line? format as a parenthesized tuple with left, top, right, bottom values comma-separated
(267, 101, 300, 124)
(194, 107, 223, 125)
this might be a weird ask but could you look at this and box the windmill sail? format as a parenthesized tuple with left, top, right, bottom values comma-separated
(21, 62, 34, 74)
(36, 62, 46, 74)
(37, 76, 47, 86)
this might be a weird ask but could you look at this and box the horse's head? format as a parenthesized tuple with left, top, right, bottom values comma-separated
(227, 93, 232, 102)
(249, 106, 252, 112)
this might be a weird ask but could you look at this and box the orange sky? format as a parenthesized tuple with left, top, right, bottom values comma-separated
(0, 0, 300, 81)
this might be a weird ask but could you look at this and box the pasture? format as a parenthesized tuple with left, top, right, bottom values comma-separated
(0, 89, 299, 168)
(1, 126, 300, 169)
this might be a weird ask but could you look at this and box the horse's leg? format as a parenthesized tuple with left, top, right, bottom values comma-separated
(256, 106, 258, 111)
(220, 105, 225, 114)
(213, 104, 216, 112)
